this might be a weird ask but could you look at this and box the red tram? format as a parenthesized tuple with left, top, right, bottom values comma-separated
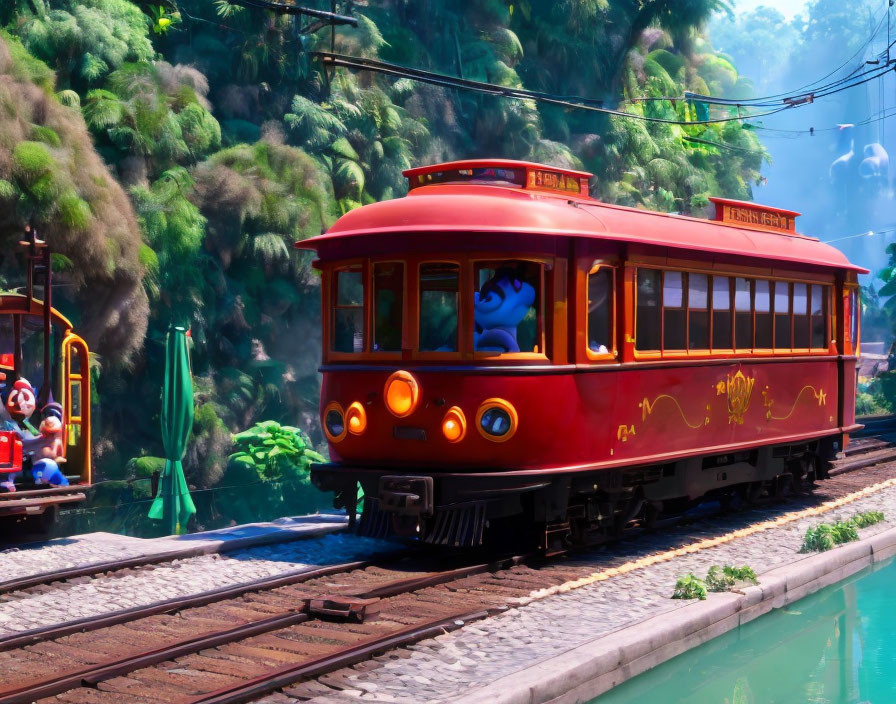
(299, 159, 865, 550)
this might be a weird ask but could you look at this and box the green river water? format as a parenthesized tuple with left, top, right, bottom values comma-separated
(593, 557, 896, 704)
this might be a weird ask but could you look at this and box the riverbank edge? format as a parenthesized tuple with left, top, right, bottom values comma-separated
(457, 524, 896, 704)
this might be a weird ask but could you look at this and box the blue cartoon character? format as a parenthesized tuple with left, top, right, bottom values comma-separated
(474, 266, 536, 352)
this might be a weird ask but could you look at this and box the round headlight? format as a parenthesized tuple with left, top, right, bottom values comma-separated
(323, 402, 346, 442)
(346, 401, 367, 435)
(442, 406, 466, 443)
(476, 399, 518, 442)
(384, 370, 420, 418)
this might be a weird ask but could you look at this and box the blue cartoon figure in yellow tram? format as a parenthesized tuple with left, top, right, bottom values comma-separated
(474, 266, 536, 352)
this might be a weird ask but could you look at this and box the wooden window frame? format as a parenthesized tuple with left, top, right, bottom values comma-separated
(327, 260, 368, 361)
(415, 259, 466, 361)
(471, 256, 551, 362)
(582, 260, 618, 362)
(369, 259, 406, 361)
(632, 263, 835, 361)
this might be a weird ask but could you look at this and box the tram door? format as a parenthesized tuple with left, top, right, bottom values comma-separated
(61, 334, 90, 484)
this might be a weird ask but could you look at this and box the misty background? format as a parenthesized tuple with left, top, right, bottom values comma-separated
(709, 0, 896, 326)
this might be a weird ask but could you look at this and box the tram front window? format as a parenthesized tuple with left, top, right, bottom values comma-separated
(474, 261, 541, 354)
(419, 263, 459, 352)
(332, 267, 364, 353)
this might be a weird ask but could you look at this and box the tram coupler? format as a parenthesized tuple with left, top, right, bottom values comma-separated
(379, 475, 434, 516)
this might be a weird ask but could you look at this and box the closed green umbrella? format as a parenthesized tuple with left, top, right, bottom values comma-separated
(148, 325, 196, 534)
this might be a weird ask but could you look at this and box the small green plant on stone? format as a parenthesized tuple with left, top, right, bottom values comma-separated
(803, 523, 835, 552)
(831, 520, 859, 544)
(802, 516, 869, 552)
(850, 511, 885, 528)
(672, 573, 707, 600)
(706, 565, 759, 592)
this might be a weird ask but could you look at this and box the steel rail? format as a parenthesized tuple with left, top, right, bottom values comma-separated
(0, 520, 349, 596)
(0, 553, 526, 703)
(188, 609, 498, 704)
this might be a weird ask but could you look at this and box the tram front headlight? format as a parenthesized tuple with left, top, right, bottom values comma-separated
(476, 399, 518, 442)
(346, 401, 367, 435)
(384, 370, 420, 417)
(323, 402, 346, 442)
(442, 406, 466, 443)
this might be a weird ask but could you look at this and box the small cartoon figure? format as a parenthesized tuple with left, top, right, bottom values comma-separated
(0, 373, 20, 492)
(32, 402, 68, 487)
(474, 267, 536, 352)
(7, 378, 38, 434)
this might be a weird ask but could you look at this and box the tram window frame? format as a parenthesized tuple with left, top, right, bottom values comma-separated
(585, 262, 616, 360)
(754, 279, 773, 350)
(793, 282, 810, 350)
(688, 272, 710, 351)
(710, 275, 733, 352)
(662, 271, 687, 351)
(635, 268, 662, 352)
(810, 284, 828, 350)
(330, 264, 367, 355)
(371, 260, 405, 356)
(848, 288, 860, 351)
(471, 258, 547, 359)
(417, 261, 462, 356)
(734, 277, 753, 352)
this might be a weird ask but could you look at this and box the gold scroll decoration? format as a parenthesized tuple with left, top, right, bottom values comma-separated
(639, 395, 710, 430)
(715, 370, 755, 425)
(762, 385, 827, 422)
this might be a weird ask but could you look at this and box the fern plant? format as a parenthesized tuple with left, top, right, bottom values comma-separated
(672, 574, 707, 600)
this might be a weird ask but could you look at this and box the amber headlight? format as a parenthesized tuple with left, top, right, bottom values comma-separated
(323, 401, 346, 442)
(476, 399, 518, 442)
(384, 370, 420, 418)
(346, 401, 367, 435)
(442, 406, 466, 443)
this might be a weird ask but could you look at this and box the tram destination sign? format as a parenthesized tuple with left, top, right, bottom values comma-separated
(709, 197, 800, 234)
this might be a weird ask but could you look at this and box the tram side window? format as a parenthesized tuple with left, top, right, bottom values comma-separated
(793, 283, 810, 348)
(420, 263, 459, 352)
(811, 285, 827, 349)
(734, 278, 752, 349)
(774, 281, 792, 349)
(587, 266, 612, 355)
(850, 289, 860, 347)
(373, 262, 404, 352)
(332, 267, 364, 353)
(635, 269, 661, 351)
(474, 261, 542, 354)
(688, 273, 709, 350)
(711, 276, 732, 350)
(663, 272, 686, 350)
(754, 280, 773, 349)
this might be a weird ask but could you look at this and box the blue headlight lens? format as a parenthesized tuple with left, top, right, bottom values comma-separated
(325, 408, 345, 438)
(480, 407, 512, 437)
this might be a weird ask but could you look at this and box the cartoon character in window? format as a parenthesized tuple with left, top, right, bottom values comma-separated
(6, 378, 38, 435)
(31, 402, 68, 487)
(474, 266, 536, 353)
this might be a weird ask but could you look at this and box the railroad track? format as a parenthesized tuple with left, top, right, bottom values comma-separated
(2, 420, 895, 703)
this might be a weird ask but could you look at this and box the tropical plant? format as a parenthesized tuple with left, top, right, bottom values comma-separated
(705, 564, 758, 592)
(672, 573, 708, 600)
(228, 420, 325, 482)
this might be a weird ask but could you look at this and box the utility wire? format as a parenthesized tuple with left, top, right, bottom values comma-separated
(314, 52, 795, 126)
(225, 0, 357, 25)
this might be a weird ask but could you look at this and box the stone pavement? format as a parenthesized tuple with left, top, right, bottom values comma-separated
(280, 484, 896, 704)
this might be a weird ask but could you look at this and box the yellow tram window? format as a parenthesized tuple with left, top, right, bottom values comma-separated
(662, 271, 686, 351)
(850, 289, 860, 347)
(373, 263, 404, 353)
(419, 263, 459, 352)
(774, 281, 792, 350)
(587, 266, 612, 355)
(755, 280, 773, 349)
(332, 267, 364, 353)
(688, 273, 709, 350)
(793, 283, 810, 348)
(473, 261, 542, 354)
(811, 285, 827, 349)
(635, 269, 661, 351)
(70, 379, 82, 419)
(711, 276, 732, 350)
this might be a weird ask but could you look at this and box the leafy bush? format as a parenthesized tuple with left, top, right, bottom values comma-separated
(801, 512, 885, 552)
(672, 574, 707, 600)
(227, 421, 325, 482)
(705, 565, 759, 592)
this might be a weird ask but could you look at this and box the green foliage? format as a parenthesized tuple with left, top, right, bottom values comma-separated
(705, 564, 758, 592)
(801, 512, 883, 552)
(672, 573, 707, 600)
(13, 0, 154, 90)
(228, 420, 325, 482)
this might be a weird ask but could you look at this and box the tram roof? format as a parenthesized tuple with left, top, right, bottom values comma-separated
(297, 160, 867, 274)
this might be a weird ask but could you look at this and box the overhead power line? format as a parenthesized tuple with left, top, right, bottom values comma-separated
(314, 52, 794, 126)
(226, 0, 357, 26)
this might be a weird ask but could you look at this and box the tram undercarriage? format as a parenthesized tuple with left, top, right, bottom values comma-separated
(313, 435, 841, 552)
